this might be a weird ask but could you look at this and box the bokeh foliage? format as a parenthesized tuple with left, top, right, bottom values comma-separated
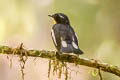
(0, 0, 120, 80)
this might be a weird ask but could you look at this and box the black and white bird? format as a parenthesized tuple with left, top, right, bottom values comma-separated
(48, 13, 83, 55)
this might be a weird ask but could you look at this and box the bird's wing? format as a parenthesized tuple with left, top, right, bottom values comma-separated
(51, 25, 61, 51)
(73, 33, 79, 46)
(64, 26, 79, 46)
(68, 26, 79, 48)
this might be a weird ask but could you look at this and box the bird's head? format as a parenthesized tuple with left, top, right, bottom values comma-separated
(48, 13, 70, 25)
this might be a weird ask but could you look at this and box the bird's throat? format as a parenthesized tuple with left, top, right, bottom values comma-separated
(53, 20, 56, 24)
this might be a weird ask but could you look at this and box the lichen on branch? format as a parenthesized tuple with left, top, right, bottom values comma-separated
(0, 45, 120, 78)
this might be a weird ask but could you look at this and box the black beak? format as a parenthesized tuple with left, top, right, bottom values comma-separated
(48, 14, 53, 17)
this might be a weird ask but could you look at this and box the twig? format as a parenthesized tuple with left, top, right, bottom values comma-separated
(98, 67, 103, 80)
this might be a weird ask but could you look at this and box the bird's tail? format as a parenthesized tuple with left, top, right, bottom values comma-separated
(73, 48, 83, 55)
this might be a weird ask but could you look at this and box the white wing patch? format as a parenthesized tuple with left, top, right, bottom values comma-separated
(51, 29, 57, 46)
(72, 33, 79, 49)
(61, 41, 67, 47)
(72, 42, 78, 49)
(75, 33, 79, 44)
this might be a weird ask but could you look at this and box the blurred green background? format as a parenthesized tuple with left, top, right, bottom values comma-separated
(0, 0, 120, 80)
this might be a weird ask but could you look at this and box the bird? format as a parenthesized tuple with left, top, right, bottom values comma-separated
(48, 13, 83, 55)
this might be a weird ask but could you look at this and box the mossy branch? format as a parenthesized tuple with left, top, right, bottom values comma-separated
(0, 45, 120, 78)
